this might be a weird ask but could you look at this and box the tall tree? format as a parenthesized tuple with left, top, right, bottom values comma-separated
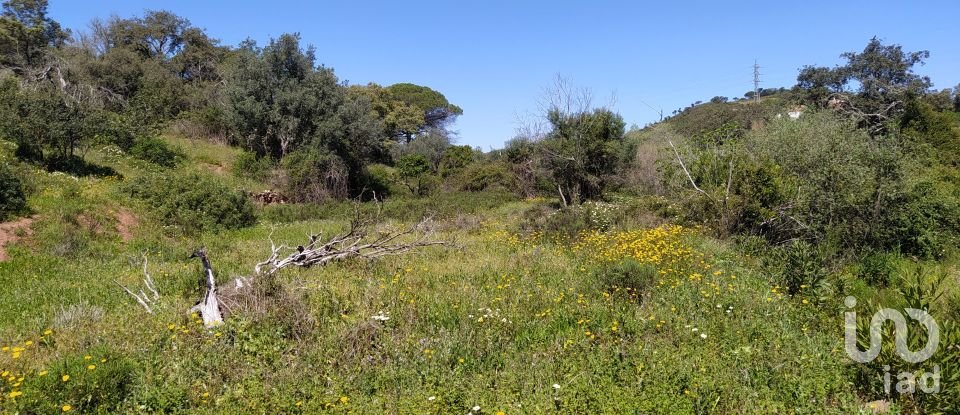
(795, 37, 931, 133)
(226, 34, 343, 158)
(541, 107, 625, 204)
(101, 10, 190, 60)
(386, 83, 462, 142)
(0, 0, 68, 68)
(349, 82, 460, 143)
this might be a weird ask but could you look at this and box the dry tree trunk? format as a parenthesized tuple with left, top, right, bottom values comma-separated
(189, 249, 224, 327)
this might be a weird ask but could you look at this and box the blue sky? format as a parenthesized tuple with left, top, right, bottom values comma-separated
(50, 1, 960, 150)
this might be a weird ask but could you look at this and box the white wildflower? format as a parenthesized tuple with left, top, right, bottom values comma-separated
(371, 310, 390, 321)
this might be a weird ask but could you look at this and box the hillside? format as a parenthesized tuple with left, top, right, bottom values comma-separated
(1, 134, 862, 414)
(3, 2, 960, 414)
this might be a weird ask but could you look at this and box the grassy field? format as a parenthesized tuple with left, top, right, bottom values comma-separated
(0, 136, 896, 414)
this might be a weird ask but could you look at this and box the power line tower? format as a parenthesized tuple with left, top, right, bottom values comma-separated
(753, 61, 761, 103)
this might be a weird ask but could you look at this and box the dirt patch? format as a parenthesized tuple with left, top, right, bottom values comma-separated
(201, 162, 227, 176)
(76, 213, 106, 236)
(0, 216, 36, 261)
(114, 209, 138, 242)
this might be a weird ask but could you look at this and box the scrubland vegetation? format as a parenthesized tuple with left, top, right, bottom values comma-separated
(2, 1, 960, 413)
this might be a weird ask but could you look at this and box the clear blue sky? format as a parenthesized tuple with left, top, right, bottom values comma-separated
(50, 1, 960, 150)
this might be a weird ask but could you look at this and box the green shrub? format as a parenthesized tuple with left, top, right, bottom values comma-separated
(882, 180, 960, 258)
(763, 240, 827, 295)
(233, 150, 273, 181)
(13, 142, 44, 163)
(857, 252, 899, 287)
(519, 204, 593, 239)
(673, 111, 960, 256)
(591, 258, 656, 295)
(125, 172, 256, 232)
(438, 145, 474, 177)
(88, 111, 138, 151)
(0, 165, 26, 220)
(17, 349, 138, 414)
(455, 162, 514, 192)
(901, 100, 960, 165)
(853, 268, 960, 412)
(129, 136, 183, 167)
(396, 154, 434, 196)
(362, 163, 398, 196)
(281, 149, 349, 202)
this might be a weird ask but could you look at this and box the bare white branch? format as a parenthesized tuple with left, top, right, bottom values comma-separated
(668, 139, 717, 204)
(116, 252, 160, 314)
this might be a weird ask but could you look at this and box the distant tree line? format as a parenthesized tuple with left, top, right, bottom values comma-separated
(0, 0, 467, 202)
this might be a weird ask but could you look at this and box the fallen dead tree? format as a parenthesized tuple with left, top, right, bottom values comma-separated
(120, 204, 447, 327)
(253, 214, 445, 276)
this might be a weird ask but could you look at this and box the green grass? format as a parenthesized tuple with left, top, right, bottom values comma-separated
(0, 137, 898, 414)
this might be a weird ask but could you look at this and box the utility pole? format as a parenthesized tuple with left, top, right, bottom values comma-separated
(753, 61, 761, 103)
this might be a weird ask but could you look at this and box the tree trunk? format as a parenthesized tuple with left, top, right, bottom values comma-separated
(189, 249, 224, 327)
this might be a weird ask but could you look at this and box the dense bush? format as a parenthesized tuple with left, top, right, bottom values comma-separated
(762, 240, 827, 295)
(540, 107, 625, 204)
(362, 163, 398, 196)
(13, 142, 44, 164)
(881, 180, 960, 258)
(281, 149, 350, 203)
(87, 111, 139, 151)
(853, 268, 960, 413)
(591, 258, 656, 296)
(667, 111, 960, 257)
(396, 154, 436, 196)
(454, 162, 514, 192)
(0, 165, 26, 219)
(125, 172, 256, 232)
(900, 99, 960, 166)
(856, 251, 899, 287)
(233, 150, 273, 182)
(438, 145, 474, 177)
(129, 136, 183, 167)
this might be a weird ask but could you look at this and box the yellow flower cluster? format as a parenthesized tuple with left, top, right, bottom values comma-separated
(488, 230, 524, 248)
(0, 329, 63, 406)
(573, 225, 692, 268)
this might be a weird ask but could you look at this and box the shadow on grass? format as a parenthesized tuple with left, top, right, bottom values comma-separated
(45, 155, 122, 178)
